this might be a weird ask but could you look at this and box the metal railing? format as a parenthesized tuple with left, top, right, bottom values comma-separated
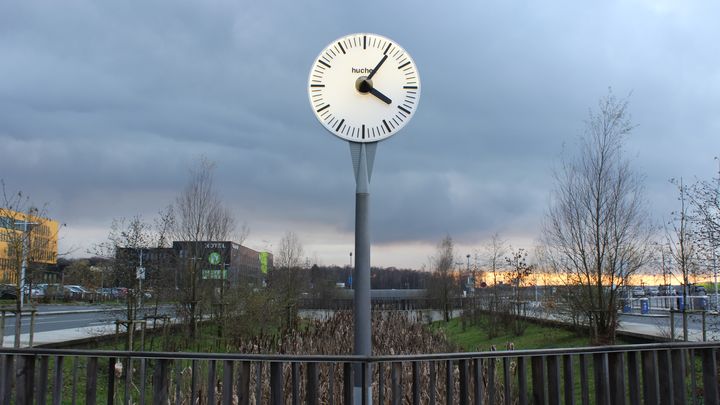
(0, 342, 718, 404)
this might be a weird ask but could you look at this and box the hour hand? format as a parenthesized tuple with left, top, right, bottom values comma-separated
(368, 87, 392, 104)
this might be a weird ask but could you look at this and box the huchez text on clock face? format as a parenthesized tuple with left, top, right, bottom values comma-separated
(308, 33, 420, 142)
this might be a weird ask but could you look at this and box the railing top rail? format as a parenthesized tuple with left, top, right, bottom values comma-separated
(1, 341, 719, 362)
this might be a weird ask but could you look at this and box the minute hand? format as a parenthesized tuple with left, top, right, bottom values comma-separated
(366, 55, 388, 80)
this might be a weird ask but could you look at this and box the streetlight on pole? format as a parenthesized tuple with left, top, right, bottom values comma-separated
(349, 251, 353, 289)
(466, 254, 472, 294)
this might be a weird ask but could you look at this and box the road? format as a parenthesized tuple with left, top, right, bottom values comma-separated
(1, 305, 174, 337)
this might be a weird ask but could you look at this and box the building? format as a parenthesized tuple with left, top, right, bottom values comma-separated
(115, 241, 272, 288)
(0, 208, 59, 283)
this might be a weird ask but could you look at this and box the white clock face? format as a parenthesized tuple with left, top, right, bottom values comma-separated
(308, 33, 420, 143)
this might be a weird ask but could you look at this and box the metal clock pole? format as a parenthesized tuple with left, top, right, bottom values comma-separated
(350, 141, 376, 403)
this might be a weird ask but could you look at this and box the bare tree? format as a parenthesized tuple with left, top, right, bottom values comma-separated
(0, 182, 58, 346)
(427, 235, 456, 322)
(505, 247, 534, 336)
(171, 158, 237, 339)
(483, 233, 507, 338)
(541, 91, 651, 344)
(269, 231, 305, 329)
(689, 158, 720, 310)
(665, 178, 701, 341)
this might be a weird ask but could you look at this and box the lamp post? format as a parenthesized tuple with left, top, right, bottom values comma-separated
(466, 254, 472, 294)
(349, 252, 353, 289)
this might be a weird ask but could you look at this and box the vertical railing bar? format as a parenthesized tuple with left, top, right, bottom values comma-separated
(579, 354, 589, 405)
(446, 359, 454, 405)
(223, 360, 234, 405)
(608, 352, 625, 405)
(208, 359, 217, 405)
(487, 357, 496, 405)
(429, 360, 437, 405)
(503, 357, 511, 405)
(152, 359, 170, 404)
(530, 356, 545, 405)
(52, 356, 63, 405)
(391, 362, 400, 405)
(626, 351, 640, 405)
(459, 359, 468, 405)
(641, 350, 659, 405)
(547, 355, 560, 405)
(37, 355, 49, 405)
(0, 355, 7, 405)
(657, 349, 673, 403)
(412, 361, 420, 405)
(592, 352, 610, 405)
(562, 354, 574, 405)
(106, 357, 115, 405)
(17, 354, 36, 405)
(139, 358, 147, 405)
(238, 361, 251, 405)
(1, 355, 12, 405)
(377, 363, 384, 405)
(291, 362, 299, 405)
(670, 349, 686, 405)
(306, 361, 318, 405)
(85, 357, 98, 405)
(517, 356, 527, 405)
(343, 362, 353, 405)
(270, 362, 283, 405)
(701, 348, 719, 405)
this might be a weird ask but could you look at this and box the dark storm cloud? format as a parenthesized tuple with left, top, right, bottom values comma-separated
(1, 1, 719, 265)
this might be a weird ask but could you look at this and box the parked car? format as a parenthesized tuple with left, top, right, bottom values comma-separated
(658, 285, 676, 296)
(0, 284, 17, 300)
(632, 286, 645, 297)
(30, 287, 45, 298)
(644, 286, 659, 296)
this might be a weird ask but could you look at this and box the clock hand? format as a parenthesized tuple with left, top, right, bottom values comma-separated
(368, 87, 392, 104)
(366, 55, 388, 80)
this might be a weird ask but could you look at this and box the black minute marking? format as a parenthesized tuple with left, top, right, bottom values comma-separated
(363, 35, 366, 49)
(316, 104, 330, 113)
(336, 119, 345, 132)
(398, 61, 411, 69)
(398, 106, 411, 114)
(362, 124, 365, 139)
(403, 86, 418, 89)
(319, 60, 331, 68)
(338, 42, 346, 54)
(383, 120, 391, 132)
(310, 84, 325, 88)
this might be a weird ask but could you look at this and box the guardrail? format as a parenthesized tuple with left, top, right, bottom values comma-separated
(0, 342, 718, 404)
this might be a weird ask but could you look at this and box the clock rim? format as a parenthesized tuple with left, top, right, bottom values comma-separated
(307, 32, 421, 143)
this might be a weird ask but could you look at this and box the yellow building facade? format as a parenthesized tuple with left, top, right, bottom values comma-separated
(0, 208, 59, 283)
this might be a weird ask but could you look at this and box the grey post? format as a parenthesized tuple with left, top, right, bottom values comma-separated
(350, 141, 377, 404)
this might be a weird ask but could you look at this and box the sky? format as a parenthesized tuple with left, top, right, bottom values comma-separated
(1, 1, 719, 270)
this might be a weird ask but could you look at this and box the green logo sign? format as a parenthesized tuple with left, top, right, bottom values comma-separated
(259, 252, 268, 274)
(208, 252, 221, 265)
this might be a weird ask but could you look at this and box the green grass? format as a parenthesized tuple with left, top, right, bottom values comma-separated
(433, 316, 629, 351)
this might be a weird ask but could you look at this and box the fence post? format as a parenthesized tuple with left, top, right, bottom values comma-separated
(608, 352, 625, 405)
(223, 360, 234, 405)
(641, 351, 659, 405)
(85, 357, 98, 405)
(547, 355, 560, 405)
(670, 349, 686, 405)
(270, 362, 283, 405)
(16, 355, 35, 405)
(531, 356, 546, 405)
(152, 359, 170, 404)
(306, 362, 318, 405)
(701, 348, 719, 404)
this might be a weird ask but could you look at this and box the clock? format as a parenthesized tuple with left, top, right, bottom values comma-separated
(308, 33, 420, 142)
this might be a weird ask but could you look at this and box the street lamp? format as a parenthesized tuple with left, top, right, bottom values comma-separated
(466, 254, 472, 294)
